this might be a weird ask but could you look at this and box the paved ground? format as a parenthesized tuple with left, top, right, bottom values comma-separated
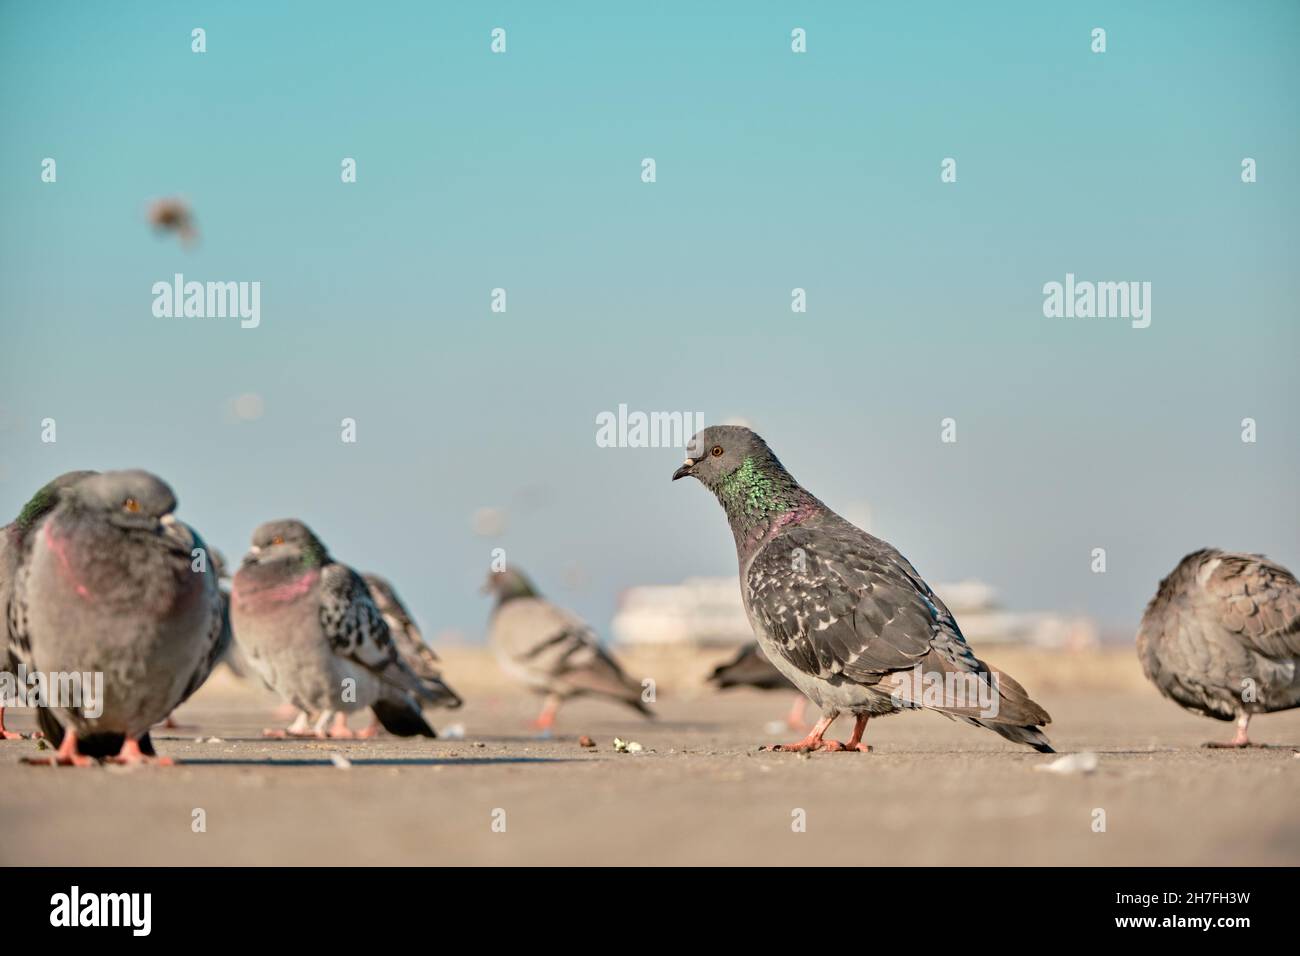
(2, 648, 1297, 866)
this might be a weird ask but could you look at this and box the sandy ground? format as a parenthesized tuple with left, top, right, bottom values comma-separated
(1, 646, 1297, 866)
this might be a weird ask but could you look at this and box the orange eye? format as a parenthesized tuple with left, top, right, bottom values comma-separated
(123, 497, 141, 513)
(710, 445, 724, 458)
(272, 536, 285, 546)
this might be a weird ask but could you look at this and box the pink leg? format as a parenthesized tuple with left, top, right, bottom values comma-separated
(106, 737, 175, 766)
(328, 712, 358, 739)
(844, 714, 873, 752)
(1205, 714, 1254, 748)
(357, 715, 381, 739)
(0, 707, 26, 741)
(21, 729, 95, 767)
(785, 695, 809, 731)
(531, 695, 561, 731)
(762, 714, 847, 752)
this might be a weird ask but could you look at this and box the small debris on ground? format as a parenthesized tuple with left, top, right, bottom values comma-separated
(1035, 752, 1099, 775)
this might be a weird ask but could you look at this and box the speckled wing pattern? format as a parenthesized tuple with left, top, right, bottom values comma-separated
(319, 563, 435, 700)
(745, 525, 980, 688)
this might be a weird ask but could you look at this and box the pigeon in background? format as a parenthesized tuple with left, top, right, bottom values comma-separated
(1137, 549, 1300, 747)
(673, 425, 1053, 753)
(707, 641, 808, 729)
(0, 470, 98, 739)
(484, 566, 653, 729)
(11, 470, 224, 764)
(231, 520, 460, 738)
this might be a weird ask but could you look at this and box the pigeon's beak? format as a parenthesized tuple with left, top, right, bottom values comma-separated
(672, 458, 696, 481)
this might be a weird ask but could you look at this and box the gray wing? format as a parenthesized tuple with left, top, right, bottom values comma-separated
(362, 573, 441, 681)
(747, 526, 1049, 727)
(320, 563, 442, 702)
(746, 527, 953, 684)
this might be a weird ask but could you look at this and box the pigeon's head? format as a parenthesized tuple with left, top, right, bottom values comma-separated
(245, 519, 329, 568)
(671, 425, 776, 491)
(482, 565, 538, 603)
(66, 470, 178, 532)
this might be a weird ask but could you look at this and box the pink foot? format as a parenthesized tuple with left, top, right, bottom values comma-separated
(105, 737, 174, 766)
(356, 723, 381, 739)
(21, 731, 96, 767)
(1, 730, 27, 741)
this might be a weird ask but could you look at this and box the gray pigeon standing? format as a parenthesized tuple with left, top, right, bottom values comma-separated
(231, 520, 459, 738)
(707, 641, 808, 729)
(1, 470, 98, 739)
(1137, 549, 1300, 747)
(11, 470, 224, 764)
(484, 567, 653, 729)
(673, 425, 1053, 753)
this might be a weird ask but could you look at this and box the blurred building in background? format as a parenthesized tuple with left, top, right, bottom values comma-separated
(612, 577, 1098, 651)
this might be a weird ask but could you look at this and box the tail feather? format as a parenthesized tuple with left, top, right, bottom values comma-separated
(371, 697, 437, 737)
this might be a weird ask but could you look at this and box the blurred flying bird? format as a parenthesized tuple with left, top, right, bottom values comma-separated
(673, 425, 1054, 753)
(1137, 549, 1300, 747)
(147, 196, 198, 247)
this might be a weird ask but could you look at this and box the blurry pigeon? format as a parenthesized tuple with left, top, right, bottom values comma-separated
(673, 425, 1053, 753)
(1137, 549, 1300, 747)
(707, 641, 808, 729)
(484, 567, 653, 729)
(147, 196, 197, 246)
(11, 470, 224, 764)
(231, 520, 460, 738)
(1, 471, 98, 739)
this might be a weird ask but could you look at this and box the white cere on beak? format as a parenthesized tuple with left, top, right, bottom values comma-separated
(160, 514, 177, 527)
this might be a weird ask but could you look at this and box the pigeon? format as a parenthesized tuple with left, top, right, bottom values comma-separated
(11, 470, 224, 764)
(484, 567, 653, 729)
(1137, 549, 1300, 747)
(673, 425, 1053, 753)
(1, 471, 98, 740)
(707, 641, 808, 729)
(230, 520, 460, 738)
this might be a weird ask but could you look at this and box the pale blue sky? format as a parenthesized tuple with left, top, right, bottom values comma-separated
(2, 2, 1297, 641)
